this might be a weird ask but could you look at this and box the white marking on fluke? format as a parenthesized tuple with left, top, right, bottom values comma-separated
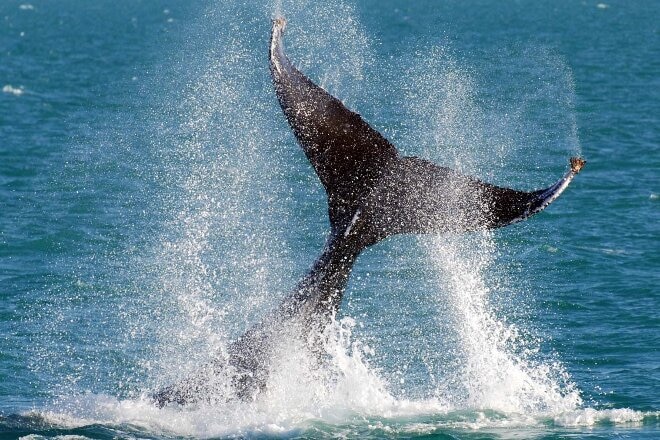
(270, 17, 287, 75)
(344, 209, 362, 237)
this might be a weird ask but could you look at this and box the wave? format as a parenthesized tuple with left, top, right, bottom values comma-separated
(3, 85, 25, 96)
(7, 400, 658, 439)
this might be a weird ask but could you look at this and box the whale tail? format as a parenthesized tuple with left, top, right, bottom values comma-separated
(151, 18, 585, 408)
(270, 18, 585, 251)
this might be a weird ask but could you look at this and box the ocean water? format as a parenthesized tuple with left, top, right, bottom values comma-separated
(1, 0, 658, 438)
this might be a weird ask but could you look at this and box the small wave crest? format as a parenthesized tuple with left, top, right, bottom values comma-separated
(553, 408, 659, 427)
(3, 85, 25, 96)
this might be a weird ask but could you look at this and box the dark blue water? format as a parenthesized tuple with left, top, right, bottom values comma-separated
(1, 0, 658, 438)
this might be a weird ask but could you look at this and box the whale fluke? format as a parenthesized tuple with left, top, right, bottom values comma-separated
(270, 17, 584, 247)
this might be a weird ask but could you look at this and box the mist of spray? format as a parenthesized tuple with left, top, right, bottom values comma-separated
(399, 45, 583, 414)
(130, 0, 382, 408)
(131, 5, 295, 390)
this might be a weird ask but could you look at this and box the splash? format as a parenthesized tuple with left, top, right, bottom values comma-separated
(397, 43, 583, 414)
(139, 16, 291, 390)
(29, 392, 658, 438)
(398, 44, 581, 184)
(423, 233, 582, 414)
(132, 0, 374, 403)
(33, 316, 455, 439)
(402, 47, 495, 171)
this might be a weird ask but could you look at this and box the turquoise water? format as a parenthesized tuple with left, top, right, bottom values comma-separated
(1, 0, 658, 438)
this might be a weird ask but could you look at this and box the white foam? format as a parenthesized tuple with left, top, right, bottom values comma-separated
(3, 85, 24, 96)
(31, 396, 658, 438)
(19, 437, 92, 440)
(31, 317, 448, 438)
(554, 408, 656, 427)
(19, 435, 92, 440)
(422, 233, 582, 416)
(22, 316, 652, 436)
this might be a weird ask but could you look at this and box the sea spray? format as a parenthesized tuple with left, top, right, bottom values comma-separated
(397, 44, 581, 185)
(397, 43, 583, 413)
(400, 46, 513, 176)
(144, 46, 278, 389)
(268, 0, 371, 108)
(423, 233, 582, 414)
(136, 0, 376, 404)
(126, 4, 295, 392)
(515, 46, 582, 158)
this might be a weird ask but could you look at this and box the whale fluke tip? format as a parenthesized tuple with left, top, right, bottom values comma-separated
(273, 17, 286, 32)
(570, 157, 586, 173)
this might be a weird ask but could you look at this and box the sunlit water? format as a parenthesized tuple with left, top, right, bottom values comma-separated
(1, 0, 658, 438)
